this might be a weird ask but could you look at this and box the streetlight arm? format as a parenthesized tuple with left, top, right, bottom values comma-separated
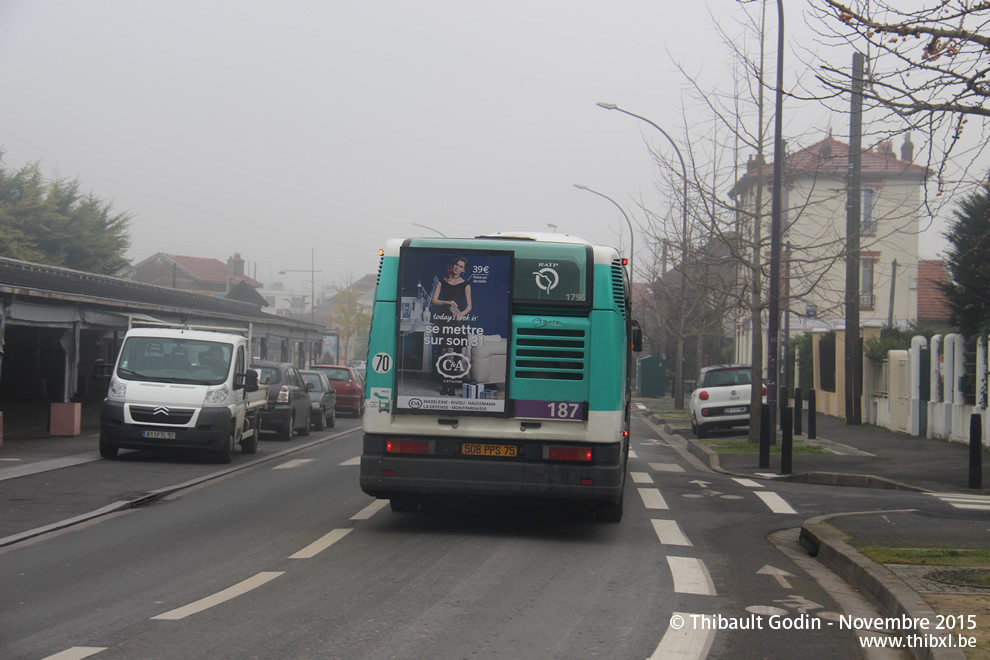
(572, 184, 634, 288)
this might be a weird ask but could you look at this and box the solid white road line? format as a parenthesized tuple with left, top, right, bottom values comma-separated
(630, 471, 653, 484)
(667, 556, 717, 596)
(649, 462, 686, 473)
(351, 499, 390, 520)
(272, 459, 315, 470)
(651, 519, 692, 546)
(755, 491, 798, 514)
(340, 456, 361, 466)
(151, 572, 284, 620)
(42, 649, 106, 660)
(289, 529, 352, 559)
(649, 612, 716, 660)
(638, 488, 669, 510)
(732, 477, 764, 488)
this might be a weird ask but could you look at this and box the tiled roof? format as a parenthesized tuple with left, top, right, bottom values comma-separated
(917, 260, 952, 322)
(166, 254, 262, 287)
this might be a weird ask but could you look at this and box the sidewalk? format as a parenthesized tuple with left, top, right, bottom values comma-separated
(639, 397, 989, 660)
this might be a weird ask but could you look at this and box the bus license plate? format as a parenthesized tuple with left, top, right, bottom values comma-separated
(462, 443, 518, 458)
(725, 407, 747, 414)
(142, 430, 176, 439)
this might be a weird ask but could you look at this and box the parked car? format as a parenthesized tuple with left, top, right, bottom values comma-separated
(689, 364, 766, 439)
(312, 364, 366, 417)
(250, 360, 312, 440)
(348, 359, 367, 381)
(300, 369, 337, 431)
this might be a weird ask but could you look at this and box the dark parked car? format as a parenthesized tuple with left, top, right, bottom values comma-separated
(250, 360, 311, 441)
(300, 369, 337, 431)
(312, 364, 365, 417)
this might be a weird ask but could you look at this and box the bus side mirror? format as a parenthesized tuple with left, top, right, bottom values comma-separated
(235, 370, 259, 392)
(631, 320, 643, 353)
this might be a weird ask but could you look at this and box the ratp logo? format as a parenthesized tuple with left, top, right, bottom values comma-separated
(532, 267, 559, 293)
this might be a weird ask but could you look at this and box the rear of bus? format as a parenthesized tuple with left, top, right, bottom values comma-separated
(359, 233, 635, 521)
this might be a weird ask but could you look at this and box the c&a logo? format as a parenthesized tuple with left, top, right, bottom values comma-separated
(436, 353, 471, 379)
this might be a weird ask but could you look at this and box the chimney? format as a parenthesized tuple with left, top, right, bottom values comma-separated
(901, 132, 914, 162)
(228, 253, 245, 280)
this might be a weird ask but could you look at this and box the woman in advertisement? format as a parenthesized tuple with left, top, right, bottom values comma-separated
(431, 256, 473, 395)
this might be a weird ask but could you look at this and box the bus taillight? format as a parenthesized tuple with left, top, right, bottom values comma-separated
(386, 439, 430, 454)
(547, 446, 593, 462)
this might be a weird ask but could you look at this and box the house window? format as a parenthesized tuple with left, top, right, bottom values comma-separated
(860, 258, 875, 309)
(861, 188, 877, 235)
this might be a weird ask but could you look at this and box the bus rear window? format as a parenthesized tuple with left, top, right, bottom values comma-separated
(512, 255, 590, 306)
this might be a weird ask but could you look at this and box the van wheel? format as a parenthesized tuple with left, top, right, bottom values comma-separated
(99, 435, 119, 459)
(313, 407, 325, 431)
(240, 417, 258, 454)
(216, 429, 234, 464)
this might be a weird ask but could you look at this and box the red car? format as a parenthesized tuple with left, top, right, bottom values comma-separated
(311, 365, 366, 417)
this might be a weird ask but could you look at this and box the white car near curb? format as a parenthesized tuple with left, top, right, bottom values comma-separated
(690, 364, 765, 438)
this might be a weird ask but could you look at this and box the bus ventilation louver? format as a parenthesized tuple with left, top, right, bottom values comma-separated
(611, 259, 627, 318)
(513, 327, 587, 381)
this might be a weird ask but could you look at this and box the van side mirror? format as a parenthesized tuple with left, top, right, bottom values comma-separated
(630, 319, 643, 353)
(235, 370, 259, 392)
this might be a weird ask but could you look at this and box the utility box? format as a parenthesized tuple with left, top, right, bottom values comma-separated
(638, 355, 666, 397)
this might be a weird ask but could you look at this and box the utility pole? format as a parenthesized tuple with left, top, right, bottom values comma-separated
(845, 51, 866, 425)
(887, 259, 897, 327)
(765, 0, 785, 449)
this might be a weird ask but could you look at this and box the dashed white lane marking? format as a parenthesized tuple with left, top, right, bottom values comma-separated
(628, 449, 639, 459)
(649, 462, 685, 473)
(152, 572, 283, 620)
(272, 459, 315, 470)
(289, 529, 352, 559)
(732, 477, 764, 488)
(351, 499, 390, 520)
(638, 488, 669, 510)
(340, 456, 361, 466)
(636, 403, 647, 410)
(755, 491, 798, 514)
(930, 492, 990, 510)
(651, 519, 692, 546)
(42, 649, 106, 660)
(667, 556, 717, 596)
(648, 612, 715, 660)
(630, 471, 653, 484)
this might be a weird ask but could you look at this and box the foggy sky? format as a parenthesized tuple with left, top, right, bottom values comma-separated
(0, 1, 966, 296)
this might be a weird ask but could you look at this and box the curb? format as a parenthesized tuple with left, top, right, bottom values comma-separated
(800, 514, 966, 660)
(0, 427, 361, 548)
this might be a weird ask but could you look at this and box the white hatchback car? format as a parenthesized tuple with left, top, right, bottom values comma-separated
(690, 365, 765, 438)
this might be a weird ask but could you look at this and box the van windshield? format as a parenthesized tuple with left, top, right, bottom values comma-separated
(117, 337, 233, 386)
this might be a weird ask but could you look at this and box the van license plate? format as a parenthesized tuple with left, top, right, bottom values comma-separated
(725, 407, 747, 414)
(142, 430, 176, 439)
(462, 443, 517, 457)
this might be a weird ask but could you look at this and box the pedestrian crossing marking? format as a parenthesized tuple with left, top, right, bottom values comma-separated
(649, 462, 685, 473)
(929, 492, 990, 510)
(755, 491, 798, 514)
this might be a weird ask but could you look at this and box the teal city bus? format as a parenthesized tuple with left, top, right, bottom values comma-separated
(359, 232, 641, 521)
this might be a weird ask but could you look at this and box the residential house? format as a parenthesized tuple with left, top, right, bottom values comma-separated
(133, 252, 263, 297)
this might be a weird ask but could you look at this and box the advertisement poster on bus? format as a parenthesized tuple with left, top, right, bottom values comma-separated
(395, 247, 512, 415)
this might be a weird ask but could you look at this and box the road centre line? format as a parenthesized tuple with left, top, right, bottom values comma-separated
(732, 477, 764, 488)
(272, 459, 315, 470)
(151, 572, 283, 620)
(651, 519, 692, 546)
(637, 488, 669, 510)
(630, 471, 653, 484)
(648, 612, 715, 660)
(649, 462, 685, 473)
(289, 529, 352, 559)
(340, 456, 361, 466)
(42, 649, 107, 660)
(667, 556, 717, 596)
(754, 491, 798, 514)
(351, 499, 390, 520)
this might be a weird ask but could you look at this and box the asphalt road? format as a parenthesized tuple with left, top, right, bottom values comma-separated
(0, 413, 943, 659)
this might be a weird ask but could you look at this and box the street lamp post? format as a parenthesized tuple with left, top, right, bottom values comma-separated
(572, 184, 633, 291)
(599, 102, 690, 408)
(412, 222, 447, 237)
(280, 248, 321, 323)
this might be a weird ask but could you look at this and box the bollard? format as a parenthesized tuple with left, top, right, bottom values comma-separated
(779, 386, 789, 428)
(794, 387, 803, 436)
(970, 413, 983, 490)
(781, 407, 793, 475)
(759, 405, 770, 469)
(807, 389, 817, 440)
